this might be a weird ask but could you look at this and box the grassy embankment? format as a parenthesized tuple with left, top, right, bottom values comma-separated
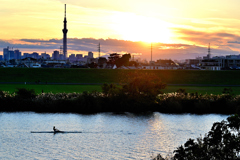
(1, 68, 240, 94)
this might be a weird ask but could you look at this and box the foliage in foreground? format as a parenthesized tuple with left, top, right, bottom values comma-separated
(153, 114, 240, 160)
(0, 86, 240, 114)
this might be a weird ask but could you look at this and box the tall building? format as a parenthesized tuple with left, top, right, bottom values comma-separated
(3, 47, 9, 61)
(14, 50, 21, 59)
(9, 50, 14, 60)
(62, 4, 68, 60)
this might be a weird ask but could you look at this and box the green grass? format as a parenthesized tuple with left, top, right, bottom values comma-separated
(1, 68, 240, 85)
(1, 68, 240, 94)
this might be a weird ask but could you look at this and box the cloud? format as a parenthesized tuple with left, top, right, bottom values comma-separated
(228, 41, 240, 44)
(173, 28, 240, 47)
(0, 37, 239, 60)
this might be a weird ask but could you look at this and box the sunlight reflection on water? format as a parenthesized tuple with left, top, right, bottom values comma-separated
(0, 112, 228, 159)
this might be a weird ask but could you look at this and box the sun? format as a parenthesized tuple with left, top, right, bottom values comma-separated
(111, 13, 173, 43)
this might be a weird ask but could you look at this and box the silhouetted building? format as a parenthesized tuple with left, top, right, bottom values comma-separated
(3, 47, 9, 61)
(76, 54, 83, 60)
(41, 53, 50, 59)
(32, 52, 39, 59)
(59, 54, 64, 60)
(23, 53, 30, 58)
(52, 50, 60, 60)
(9, 50, 14, 60)
(14, 50, 21, 59)
(88, 52, 94, 58)
(69, 54, 76, 61)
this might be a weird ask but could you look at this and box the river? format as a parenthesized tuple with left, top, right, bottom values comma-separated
(0, 112, 228, 159)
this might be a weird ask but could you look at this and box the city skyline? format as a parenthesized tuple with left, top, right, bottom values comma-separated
(0, 0, 240, 60)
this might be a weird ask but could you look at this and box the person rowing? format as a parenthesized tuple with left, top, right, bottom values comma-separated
(53, 126, 60, 132)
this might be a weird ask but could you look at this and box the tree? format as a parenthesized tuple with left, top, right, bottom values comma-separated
(116, 53, 131, 67)
(153, 114, 240, 160)
(108, 53, 120, 65)
(120, 71, 166, 100)
(98, 57, 107, 68)
(173, 114, 240, 160)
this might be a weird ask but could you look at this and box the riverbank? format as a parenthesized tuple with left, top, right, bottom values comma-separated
(0, 91, 239, 114)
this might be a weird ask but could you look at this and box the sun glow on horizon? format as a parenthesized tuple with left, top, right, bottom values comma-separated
(111, 13, 174, 43)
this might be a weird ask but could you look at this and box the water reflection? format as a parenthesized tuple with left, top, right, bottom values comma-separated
(0, 112, 228, 159)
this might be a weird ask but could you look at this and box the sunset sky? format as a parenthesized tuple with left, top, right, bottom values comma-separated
(1, 0, 240, 60)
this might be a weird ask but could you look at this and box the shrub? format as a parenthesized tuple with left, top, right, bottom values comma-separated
(15, 88, 36, 99)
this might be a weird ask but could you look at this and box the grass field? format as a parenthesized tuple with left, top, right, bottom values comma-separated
(1, 68, 240, 85)
(1, 68, 240, 94)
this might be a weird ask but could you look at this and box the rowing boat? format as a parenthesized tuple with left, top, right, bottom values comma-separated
(31, 131, 82, 133)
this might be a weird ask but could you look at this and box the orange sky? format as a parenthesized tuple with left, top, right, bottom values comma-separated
(1, 0, 240, 60)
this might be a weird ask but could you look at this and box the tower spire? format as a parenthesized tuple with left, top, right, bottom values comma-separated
(62, 4, 68, 60)
(65, 4, 66, 18)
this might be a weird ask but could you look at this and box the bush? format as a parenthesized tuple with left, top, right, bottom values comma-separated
(15, 88, 36, 99)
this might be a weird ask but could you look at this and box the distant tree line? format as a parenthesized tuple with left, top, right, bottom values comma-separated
(88, 53, 138, 69)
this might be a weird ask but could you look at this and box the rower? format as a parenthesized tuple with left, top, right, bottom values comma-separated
(53, 126, 60, 132)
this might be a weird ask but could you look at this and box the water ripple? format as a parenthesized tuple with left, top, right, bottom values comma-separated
(0, 112, 228, 159)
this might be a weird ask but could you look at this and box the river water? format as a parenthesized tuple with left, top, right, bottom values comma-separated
(0, 112, 228, 159)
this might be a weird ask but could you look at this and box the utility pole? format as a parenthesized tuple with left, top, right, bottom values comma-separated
(151, 43, 153, 62)
(208, 43, 211, 59)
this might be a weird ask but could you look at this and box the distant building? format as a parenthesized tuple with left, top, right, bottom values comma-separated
(59, 54, 64, 60)
(52, 50, 60, 60)
(32, 52, 39, 59)
(23, 53, 30, 58)
(142, 59, 179, 70)
(41, 53, 47, 59)
(88, 52, 94, 58)
(76, 54, 83, 60)
(201, 59, 221, 70)
(14, 50, 21, 59)
(3, 47, 9, 61)
(69, 54, 76, 61)
(9, 50, 15, 60)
